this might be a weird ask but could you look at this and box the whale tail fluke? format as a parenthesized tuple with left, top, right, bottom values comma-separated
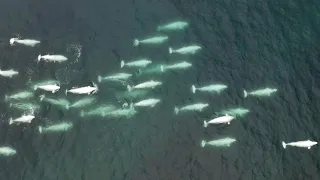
(201, 140, 206, 148)
(9, 118, 13, 125)
(169, 47, 173, 54)
(127, 85, 132, 92)
(65, 89, 68, 96)
(38, 126, 43, 133)
(9, 38, 15, 46)
(120, 60, 125, 68)
(174, 107, 179, 114)
(243, 90, 248, 98)
(203, 121, 208, 128)
(39, 94, 45, 101)
(191, 85, 196, 93)
(282, 141, 286, 149)
(160, 65, 164, 72)
(133, 39, 139, 46)
(80, 110, 85, 117)
(98, 76, 102, 83)
(37, 55, 42, 62)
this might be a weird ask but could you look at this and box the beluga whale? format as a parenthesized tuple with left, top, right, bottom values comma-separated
(243, 88, 277, 98)
(5, 91, 34, 101)
(39, 122, 73, 134)
(66, 83, 98, 95)
(37, 54, 68, 63)
(157, 21, 189, 31)
(174, 103, 209, 114)
(134, 35, 168, 46)
(192, 84, 227, 94)
(127, 80, 162, 91)
(201, 137, 236, 148)
(160, 61, 192, 72)
(0, 147, 16, 156)
(121, 59, 152, 69)
(282, 140, 317, 149)
(169, 45, 201, 55)
(203, 114, 235, 128)
(9, 113, 35, 125)
(0, 68, 19, 78)
(130, 98, 161, 108)
(34, 84, 60, 93)
(10, 37, 40, 47)
(98, 73, 132, 83)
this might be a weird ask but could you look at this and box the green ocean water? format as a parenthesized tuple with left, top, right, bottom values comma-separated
(0, 0, 319, 180)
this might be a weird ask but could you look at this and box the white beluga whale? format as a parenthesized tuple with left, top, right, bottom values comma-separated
(201, 137, 236, 148)
(34, 84, 60, 93)
(169, 45, 201, 55)
(37, 54, 68, 63)
(134, 35, 168, 46)
(127, 80, 162, 91)
(160, 61, 192, 72)
(243, 88, 277, 98)
(0, 68, 19, 78)
(157, 21, 189, 31)
(0, 147, 16, 156)
(121, 59, 152, 68)
(30, 79, 60, 90)
(66, 83, 98, 95)
(282, 140, 318, 149)
(192, 84, 227, 94)
(130, 98, 161, 108)
(9, 113, 35, 125)
(174, 103, 209, 114)
(98, 73, 132, 83)
(203, 114, 235, 127)
(10, 38, 40, 47)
